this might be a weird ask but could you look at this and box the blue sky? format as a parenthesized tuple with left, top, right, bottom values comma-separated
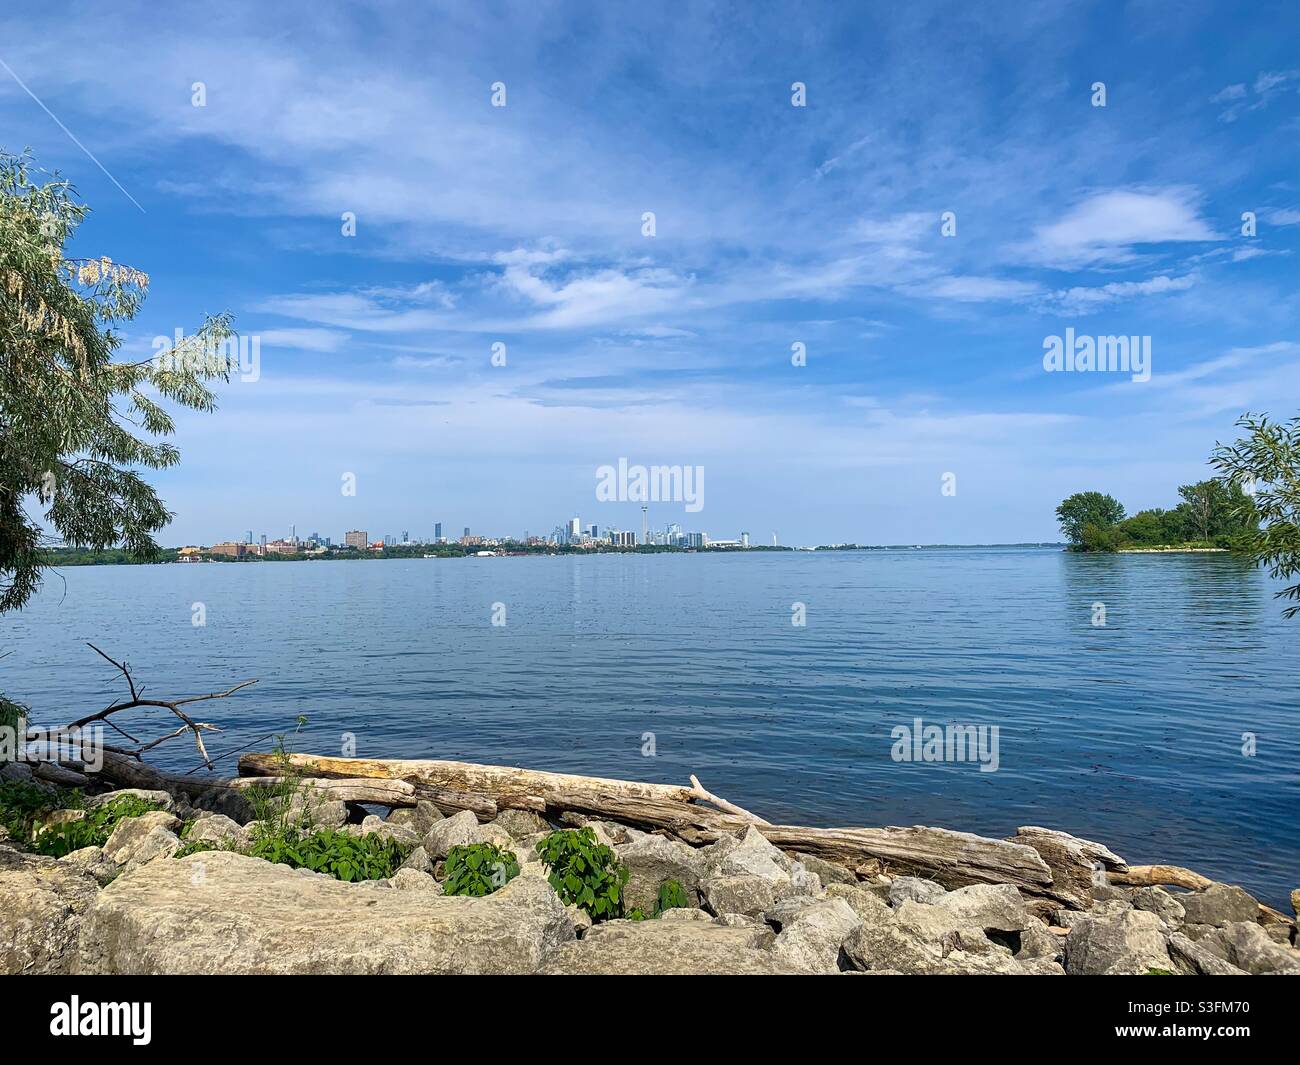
(2, 0, 1297, 546)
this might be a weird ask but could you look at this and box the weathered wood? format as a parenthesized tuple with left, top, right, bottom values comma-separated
(689, 774, 769, 824)
(1111, 865, 1296, 930)
(227, 776, 417, 806)
(238, 752, 699, 806)
(239, 752, 1064, 900)
(94, 749, 237, 798)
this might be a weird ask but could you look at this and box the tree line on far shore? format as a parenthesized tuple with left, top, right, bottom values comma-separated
(1055, 479, 1256, 553)
(1055, 413, 1300, 618)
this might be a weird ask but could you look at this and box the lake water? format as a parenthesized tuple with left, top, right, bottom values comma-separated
(3, 547, 1297, 905)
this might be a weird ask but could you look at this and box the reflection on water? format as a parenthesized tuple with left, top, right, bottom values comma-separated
(2, 547, 1297, 904)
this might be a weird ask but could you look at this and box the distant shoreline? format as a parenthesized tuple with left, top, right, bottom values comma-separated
(41, 542, 1076, 568)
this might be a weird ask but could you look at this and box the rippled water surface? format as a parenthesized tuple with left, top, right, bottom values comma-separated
(4, 548, 1297, 903)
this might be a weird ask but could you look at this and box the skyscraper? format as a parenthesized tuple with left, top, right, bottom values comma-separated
(568, 517, 581, 538)
(434, 522, 442, 542)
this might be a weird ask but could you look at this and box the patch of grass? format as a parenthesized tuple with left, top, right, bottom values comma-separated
(535, 827, 629, 921)
(444, 841, 519, 896)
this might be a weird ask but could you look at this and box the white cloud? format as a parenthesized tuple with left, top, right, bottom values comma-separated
(1043, 273, 1197, 314)
(256, 327, 350, 353)
(1024, 188, 1220, 268)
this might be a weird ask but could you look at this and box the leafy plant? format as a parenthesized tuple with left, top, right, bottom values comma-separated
(443, 841, 519, 897)
(28, 793, 162, 857)
(0, 778, 58, 840)
(245, 826, 408, 882)
(655, 878, 690, 914)
(535, 827, 629, 920)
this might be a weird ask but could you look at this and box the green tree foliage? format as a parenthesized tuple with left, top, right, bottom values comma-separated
(0, 149, 233, 611)
(1055, 492, 1126, 546)
(1212, 413, 1300, 618)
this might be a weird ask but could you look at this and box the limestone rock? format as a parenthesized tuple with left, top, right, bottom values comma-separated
(710, 826, 791, 882)
(76, 851, 573, 974)
(385, 800, 444, 835)
(931, 883, 1033, 936)
(356, 815, 421, 848)
(58, 846, 118, 886)
(538, 918, 796, 975)
(1064, 909, 1172, 975)
(1177, 884, 1259, 928)
(700, 874, 776, 919)
(1166, 932, 1248, 976)
(1200, 921, 1300, 975)
(0, 847, 98, 974)
(1131, 885, 1185, 929)
(399, 846, 435, 875)
(791, 851, 857, 886)
(825, 882, 894, 923)
(770, 898, 861, 973)
(889, 876, 947, 907)
(421, 810, 479, 858)
(184, 813, 247, 850)
(386, 868, 442, 893)
(616, 834, 708, 913)
(492, 809, 550, 840)
(102, 812, 181, 865)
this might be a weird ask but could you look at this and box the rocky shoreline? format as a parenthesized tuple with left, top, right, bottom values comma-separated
(2, 759, 1297, 976)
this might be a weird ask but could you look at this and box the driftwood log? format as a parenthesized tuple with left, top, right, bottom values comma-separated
(237, 752, 1070, 901)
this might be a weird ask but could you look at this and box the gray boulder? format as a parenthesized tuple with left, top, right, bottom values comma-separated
(1200, 921, 1300, 975)
(76, 851, 573, 974)
(102, 811, 181, 865)
(58, 846, 119, 886)
(184, 813, 247, 850)
(355, 815, 421, 848)
(700, 874, 776, 919)
(385, 800, 444, 835)
(770, 898, 861, 973)
(1131, 885, 1185, 929)
(1166, 932, 1248, 976)
(1178, 884, 1259, 928)
(1064, 909, 1172, 975)
(385, 868, 442, 893)
(616, 834, 708, 913)
(399, 846, 435, 875)
(791, 851, 857, 886)
(931, 883, 1034, 938)
(0, 847, 98, 974)
(709, 826, 791, 882)
(421, 810, 479, 858)
(537, 918, 796, 974)
(889, 876, 947, 907)
(492, 809, 550, 840)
